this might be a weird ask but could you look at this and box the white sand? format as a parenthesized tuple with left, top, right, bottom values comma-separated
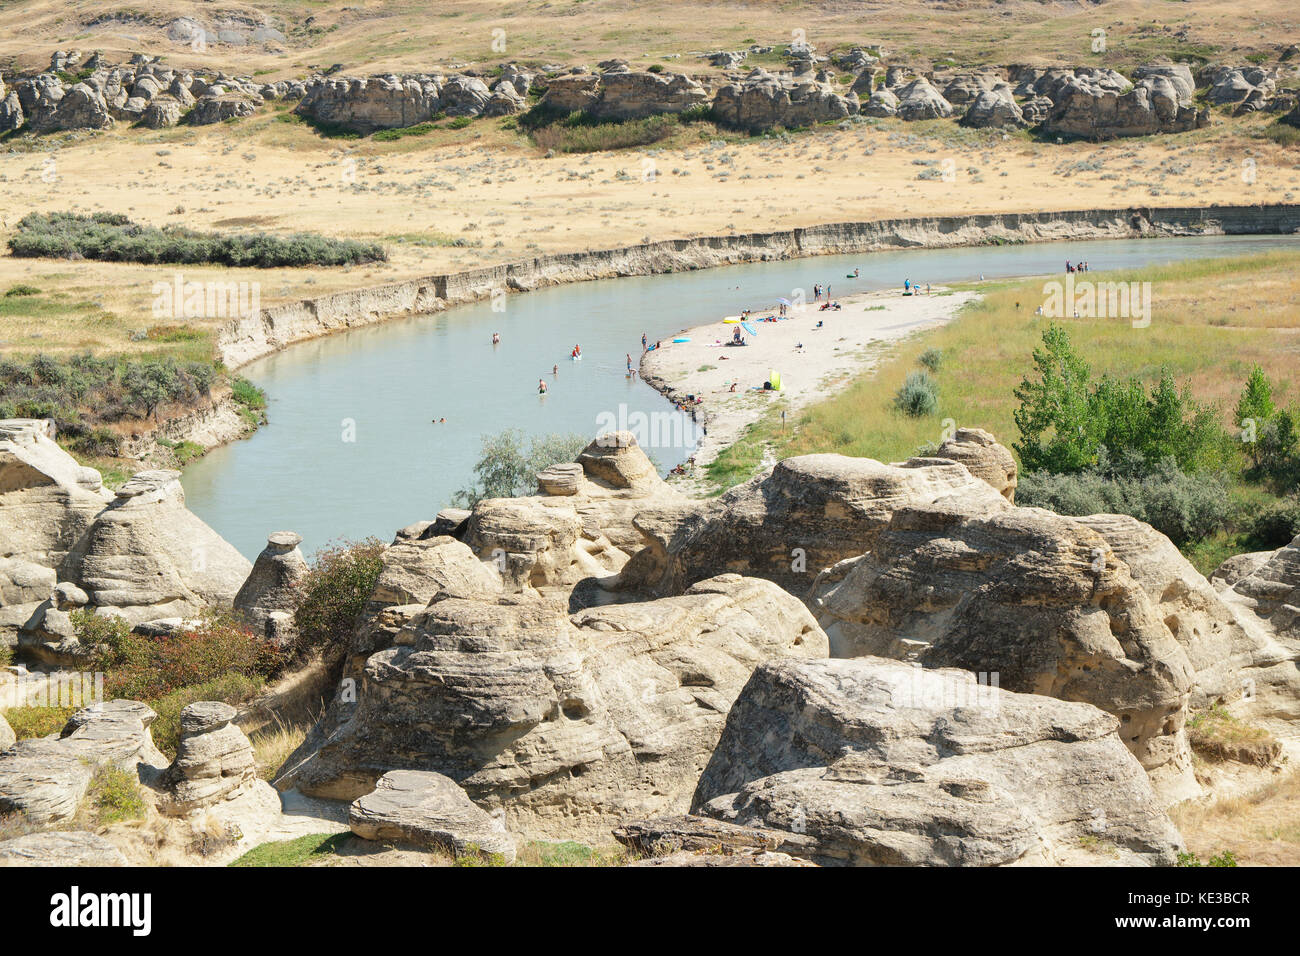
(640, 287, 978, 471)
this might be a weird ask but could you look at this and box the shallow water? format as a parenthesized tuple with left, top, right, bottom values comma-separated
(181, 234, 1300, 559)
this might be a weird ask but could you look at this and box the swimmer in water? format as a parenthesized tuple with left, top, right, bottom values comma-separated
(492, 332, 500, 345)
(538, 379, 547, 394)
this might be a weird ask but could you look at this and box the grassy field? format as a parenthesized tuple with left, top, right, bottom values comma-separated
(1, 0, 1297, 77)
(705, 249, 1300, 572)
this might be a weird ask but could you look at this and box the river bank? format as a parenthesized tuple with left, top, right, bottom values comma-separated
(639, 287, 978, 477)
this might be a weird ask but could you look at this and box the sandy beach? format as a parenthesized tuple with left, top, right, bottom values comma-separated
(640, 286, 979, 473)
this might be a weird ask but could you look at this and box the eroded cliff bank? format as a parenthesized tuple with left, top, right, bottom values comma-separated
(215, 203, 1300, 369)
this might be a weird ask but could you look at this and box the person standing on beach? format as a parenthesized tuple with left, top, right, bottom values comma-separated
(642, 332, 648, 351)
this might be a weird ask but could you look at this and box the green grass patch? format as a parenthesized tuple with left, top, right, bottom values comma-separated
(3, 705, 76, 739)
(229, 832, 350, 867)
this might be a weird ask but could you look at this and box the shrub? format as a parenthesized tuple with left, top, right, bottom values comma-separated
(294, 538, 387, 652)
(86, 765, 146, 825)
(149, 672, 264, 756)
(918, 347, 943, 373)
(3, 705, 75, 739)
(1247, 497, 1300, 548)
(1016, 457, 1236, 545)
(231, 376, 266, 410)
(8, 212, 386, 268)
(451, 429, 590, 505)
(4, 283, 40, 297)
(893, 371, 939, 417)
(1013, 324, 1227, 475)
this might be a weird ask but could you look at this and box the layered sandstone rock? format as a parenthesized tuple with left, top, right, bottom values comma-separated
(158, 702, 257, 815)
(349, 769, 516, 861)
(620, 453, 1008, 598)
(0, 831, 128, 866)
(960, 86, 1027, 129)
(928, 426, 1019, 500)
(712, 68, 858, 131)
(543, 66, 710, 121)
(894, 77, 953, 120)
(1045, 74, 1205, 139)
(692, 658, 1185, 866)
(0, 700, 165, 824)
(234, 531, 308, 645)
(276, 574, 827, 840)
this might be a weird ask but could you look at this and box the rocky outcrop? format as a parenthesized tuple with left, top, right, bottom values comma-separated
(0, 712, 14, 750)
(234, 531, 308, 645)
(1206, 66, 1276, 109)
(894, 77, 953, 120)
(157, 702, 257, 815)
(140, 95, 183, 128)
(0, 831, 128, 866)
(929, 427, 1018, 500)
(587, 68, 709, 121)
(863, 88, 899, 117)
(1045, 74, 1205, 139)
(0, 700, 165, 824)
(276, 573, 827, 840)
(711, 68, 858, 131)
(57, 469, 251, 631)
(349, 769, 516, 861)
(620, 454, 1008, 598)
(186, 92, 260, 125)
(692, 658, 1185, 866)
(811, 502, 1197, 798)
(960, 86, 1027, 129)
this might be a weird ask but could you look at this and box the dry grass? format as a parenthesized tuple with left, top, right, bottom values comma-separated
(0, 0, 1296, 77)
(249, 714, 309, 782)
(1172, 768, 1300, 866)
(780, 250, 1300, 466)
(1, 103, 1295, 362)
(1188, 706, 1282, 766)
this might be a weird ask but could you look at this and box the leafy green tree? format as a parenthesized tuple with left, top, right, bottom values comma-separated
(452, 429, 590, 507)
(1013, 324, 1097, 473)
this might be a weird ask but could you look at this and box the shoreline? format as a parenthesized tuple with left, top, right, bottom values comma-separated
(639, 287, 979, 480)
(215, 203, 1300, 371)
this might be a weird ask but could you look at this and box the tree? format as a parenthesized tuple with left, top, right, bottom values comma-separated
(1012, 324, 1097, 473)
(1236, 365, 1279, 469)
(451, 429, 590, 507)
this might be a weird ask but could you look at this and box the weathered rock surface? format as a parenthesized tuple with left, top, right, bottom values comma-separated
(234, 531, 308, 645)
(0, 700, 165, 824)
(0, 830, 127, 867)
(140, 95, 183, 128)
(620, 453, 1008, 598)
(692, 658, 1185, 866)
(276, 573, 827, 840)
(929, 426, 1019, 500)
(349, 769, 516, 861)
(158, 702, 257, 815)
(0, 712, 13, 750)
(543, 66, 708, 121)
(894, 77, 953, 120)
(811, 502, 1197, 797)
(712, 68, 858, 131)
(960, 86, 1027, 129)
(1045, 74, 1205, 139)
(186, 92, 260, 125)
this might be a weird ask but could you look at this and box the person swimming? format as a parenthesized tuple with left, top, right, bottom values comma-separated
(492, 332, 500, 345)
(552, 364, 558, 375)
(538, 379, 548, 394)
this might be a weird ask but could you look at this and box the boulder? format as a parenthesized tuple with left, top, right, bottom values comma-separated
(157, 702, 257, 815)
(275, 574, 828, 841)
(928, 426, 1018, 499)
(862, 88, 899, 117)
(0, 831, 127, 867)
(895, 77, 953, 120)
(349, 769, 516, 861)
(140, 95, 182, 128)
(942, 71, 1003, 106)
(539, 72, 601, 113)
(1211, 551, 1272, 589)
(34, 83, 113, 131)
(692, 658, 1185, 866)
(0, 712, 13, 751)
(0, 700, 165, 824)
(1132, 64, 1196, 104)
(0, 90, 23, 133)
(960, 86, 1027, 129)
(439, 75, 492, 116)
(56, 469, 252, 632)
(185, 93, 260, 125)
(811, 503, 1198, 797)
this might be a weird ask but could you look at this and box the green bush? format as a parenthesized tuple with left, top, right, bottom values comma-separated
(1013, 324, 1227, 475)
(1247, 497, 1300, 548)
(8, 212, 386, 268)
(294, 538, 387, 652)
(451, 429, 590, 506)
(918, 347, 943, 373)
(86, 766, 146, 825)
(1016, 456, 1237, 545)
(893, 371, 939, 417)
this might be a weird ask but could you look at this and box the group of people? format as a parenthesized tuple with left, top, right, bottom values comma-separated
(1066, 260, 1090, 273)
(902, 279, 931, 295)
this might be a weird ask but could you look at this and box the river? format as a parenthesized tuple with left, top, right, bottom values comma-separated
(181, 234, 1300, 559)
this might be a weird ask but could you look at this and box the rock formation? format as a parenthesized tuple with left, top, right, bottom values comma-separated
(692, 658, 1185, 866)
(929, 426, 1018, 500)
(1045, 73, 1205, 139)
(0, 831, 128, 866)
(960, 86, 1027, 129)
(711, 68, 858, 131)
(157, 702, 257, 816)
(349, 769, 516, 861)
(0, 700, 165, 824)
(894, 77, 953, 120)
(234, 531, 308, 645)
(541, 65, 709, 121)
(276, 573, 827, 840)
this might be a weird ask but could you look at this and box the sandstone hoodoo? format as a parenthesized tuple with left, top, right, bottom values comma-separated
(158, 702, 258, 816)
(234, 531, 309, 646)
